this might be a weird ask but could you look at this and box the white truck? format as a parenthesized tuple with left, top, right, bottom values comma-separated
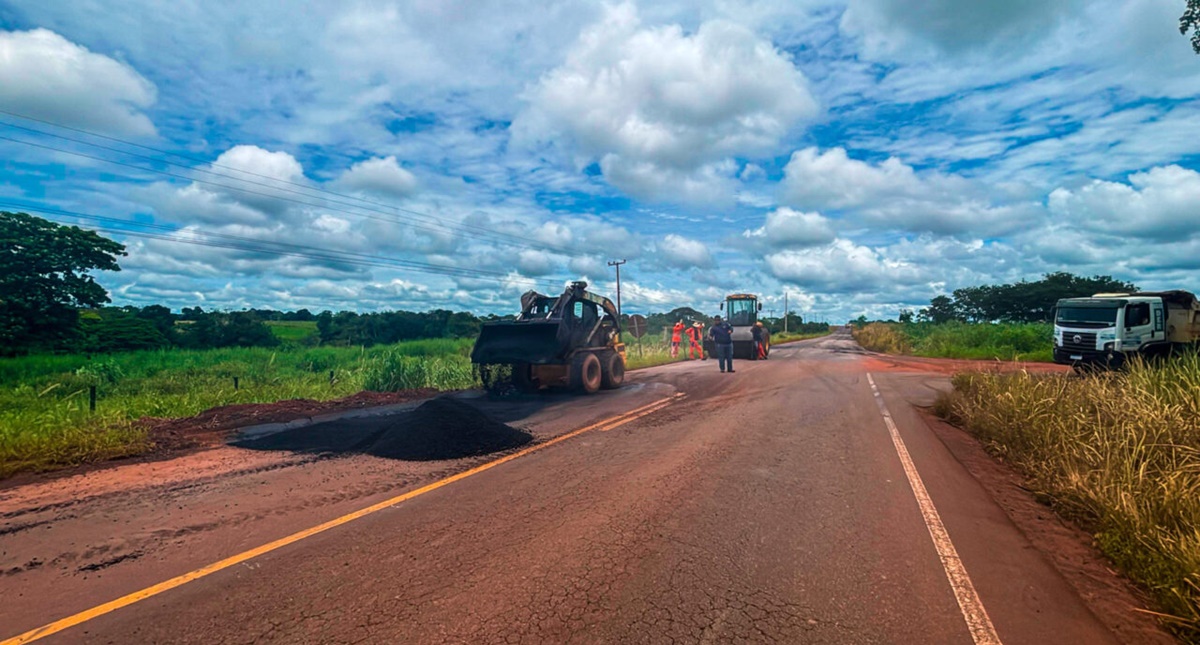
(1053, 291, 1200, 368)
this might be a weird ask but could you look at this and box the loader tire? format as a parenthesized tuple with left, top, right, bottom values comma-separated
(600, 352, 625, 390)
(570, 352, 602, 394)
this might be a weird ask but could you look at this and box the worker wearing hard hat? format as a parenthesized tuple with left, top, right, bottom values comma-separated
(752, 321, 767, 359)
(684, 320, 704, 360)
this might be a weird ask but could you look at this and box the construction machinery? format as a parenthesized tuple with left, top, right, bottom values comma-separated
(704, 293, 769, 360)
(1053, 290, 1200, 369)
(471, 281, 626, 394)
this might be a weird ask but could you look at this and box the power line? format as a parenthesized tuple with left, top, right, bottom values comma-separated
(0, 109, 575, 254)
(0, 201, 567, 290)
(0, 132, 580, 258)
(0, 116, 583, 256)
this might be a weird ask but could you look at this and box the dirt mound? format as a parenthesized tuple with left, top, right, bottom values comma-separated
(237, 397, 533, 462)
(142, 389, 439, 452)
(366, 398, 532, 461)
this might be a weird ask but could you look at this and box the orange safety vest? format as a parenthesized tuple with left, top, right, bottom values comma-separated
(672, 323, 684, 342)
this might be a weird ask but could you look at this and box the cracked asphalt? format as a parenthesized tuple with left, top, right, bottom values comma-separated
(1, 330, 1144, 643)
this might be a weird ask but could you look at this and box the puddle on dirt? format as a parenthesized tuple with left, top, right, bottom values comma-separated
(235, 397, 533, 462)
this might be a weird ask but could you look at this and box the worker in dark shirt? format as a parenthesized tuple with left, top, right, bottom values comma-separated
(709, 315, 735, 373)
(752, 321, 767, 359)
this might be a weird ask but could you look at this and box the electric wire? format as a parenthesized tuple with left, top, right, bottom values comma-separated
(0, 201, 568, 290)
(0, 132, 580, 258)
(0, 118, 568, 255)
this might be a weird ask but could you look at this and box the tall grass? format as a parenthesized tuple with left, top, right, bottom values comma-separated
(0, 338, 478, 477)
(853, 321, 1052, 362)
(937, 355, 1200, 639)
(362, 352, 478, 391)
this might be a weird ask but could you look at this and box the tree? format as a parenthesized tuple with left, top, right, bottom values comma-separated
(1183, 0, 1200, 54)
(919, 295, 960, 324)
(0, 212, 126, 355)
(898, 309, 915, 324)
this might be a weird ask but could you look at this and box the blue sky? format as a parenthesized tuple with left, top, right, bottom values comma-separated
(1, 0, 1199, 322)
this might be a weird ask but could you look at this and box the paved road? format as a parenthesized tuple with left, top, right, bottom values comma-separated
(0, 330, 1143, 643)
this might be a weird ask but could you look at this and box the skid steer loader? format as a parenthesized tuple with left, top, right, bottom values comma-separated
(471, 281, 626, 394)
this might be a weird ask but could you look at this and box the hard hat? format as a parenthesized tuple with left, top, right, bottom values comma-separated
(755, 321, 763, 327)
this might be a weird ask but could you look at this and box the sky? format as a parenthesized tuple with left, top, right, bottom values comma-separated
(1, 0, 1199, 322)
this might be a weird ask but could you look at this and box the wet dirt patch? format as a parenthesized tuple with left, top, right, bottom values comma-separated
(236, 397, 533, 462)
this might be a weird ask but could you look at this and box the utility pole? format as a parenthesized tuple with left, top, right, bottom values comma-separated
(784, 292, 789, 334)
(607, 259, 626, 319)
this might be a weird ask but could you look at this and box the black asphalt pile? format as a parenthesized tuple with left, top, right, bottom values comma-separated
(236, 397, 532, 462)
(365, 398, 533, 461)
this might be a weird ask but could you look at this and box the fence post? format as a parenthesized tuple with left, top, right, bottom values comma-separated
(233, 376, 239, 391)
(89, 386, 96, 413)
(329, 370, 335, 385)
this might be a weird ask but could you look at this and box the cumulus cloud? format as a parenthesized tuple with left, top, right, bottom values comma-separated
(519, 3, 816, 203)
(598, 157, 739, 206)
(657, 234, 715, 269)
(742, 207, 836, 248)
(337, 156, 418, 197)
(1048, 165, 1200, 241)
(516, 249, 557, 276)
(841, 0, 1081, 57)
(764, 239, 925, 292)
(780, 146, 1038, 236)
(0, 28, 157, 136)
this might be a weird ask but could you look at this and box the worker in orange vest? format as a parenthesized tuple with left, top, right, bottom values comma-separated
(670, 320, 684, 358)
(685, 321, 704, 360)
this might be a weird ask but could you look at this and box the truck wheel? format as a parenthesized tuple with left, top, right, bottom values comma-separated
(600, 352, 625, 389)
(570, 352, 602, 394)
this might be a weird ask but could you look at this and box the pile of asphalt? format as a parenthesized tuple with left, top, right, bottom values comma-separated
(236, 397, 532, 461)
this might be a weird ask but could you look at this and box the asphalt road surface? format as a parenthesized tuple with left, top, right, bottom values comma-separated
(0, 329, 1165, 644)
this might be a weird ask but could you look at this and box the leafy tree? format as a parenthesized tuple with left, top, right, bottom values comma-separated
(898, 309, 915, 324)
(0, 212, 125, 355)
(1183, 0, 1200, 54)
(919, 295, 960, 324)
(78, 316, 169, 353)
(179, 312, 279, 349)
(135, 304, 177, 338)
(944, 272, 1135, 323)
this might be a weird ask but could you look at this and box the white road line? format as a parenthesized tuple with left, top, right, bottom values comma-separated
(867, 373, 1002, 645)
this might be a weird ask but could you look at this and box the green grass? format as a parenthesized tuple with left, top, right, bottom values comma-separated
(937, 355, 1200, 639)
(0, 326, 831, 478)
(265, 320, 318, 342)
(854, 321, 1053, 362)
(0, 338, 478, 478)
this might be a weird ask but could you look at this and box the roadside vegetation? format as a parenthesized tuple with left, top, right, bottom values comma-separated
(0, 338, 478, 477)
(936, 356, 1200, 639)
(853, 321, 1053, 362)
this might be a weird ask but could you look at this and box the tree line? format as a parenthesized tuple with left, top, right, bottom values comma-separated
(902, 272, 1138, 325)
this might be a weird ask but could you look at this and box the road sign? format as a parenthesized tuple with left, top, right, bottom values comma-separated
(628, 314, 647, 338)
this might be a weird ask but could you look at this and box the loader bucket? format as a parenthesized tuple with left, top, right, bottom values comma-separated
(470, 321, 566, 365)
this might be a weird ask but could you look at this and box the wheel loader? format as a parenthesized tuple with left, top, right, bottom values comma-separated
(470, 281, 626, 394)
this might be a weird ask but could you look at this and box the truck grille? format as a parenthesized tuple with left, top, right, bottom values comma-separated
(1061, 331, 1097, 352)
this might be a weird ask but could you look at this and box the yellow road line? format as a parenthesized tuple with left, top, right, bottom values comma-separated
(2, 393, 684, 645)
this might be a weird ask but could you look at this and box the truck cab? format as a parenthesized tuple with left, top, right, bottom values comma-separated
(1053, 295, 1167, 368)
